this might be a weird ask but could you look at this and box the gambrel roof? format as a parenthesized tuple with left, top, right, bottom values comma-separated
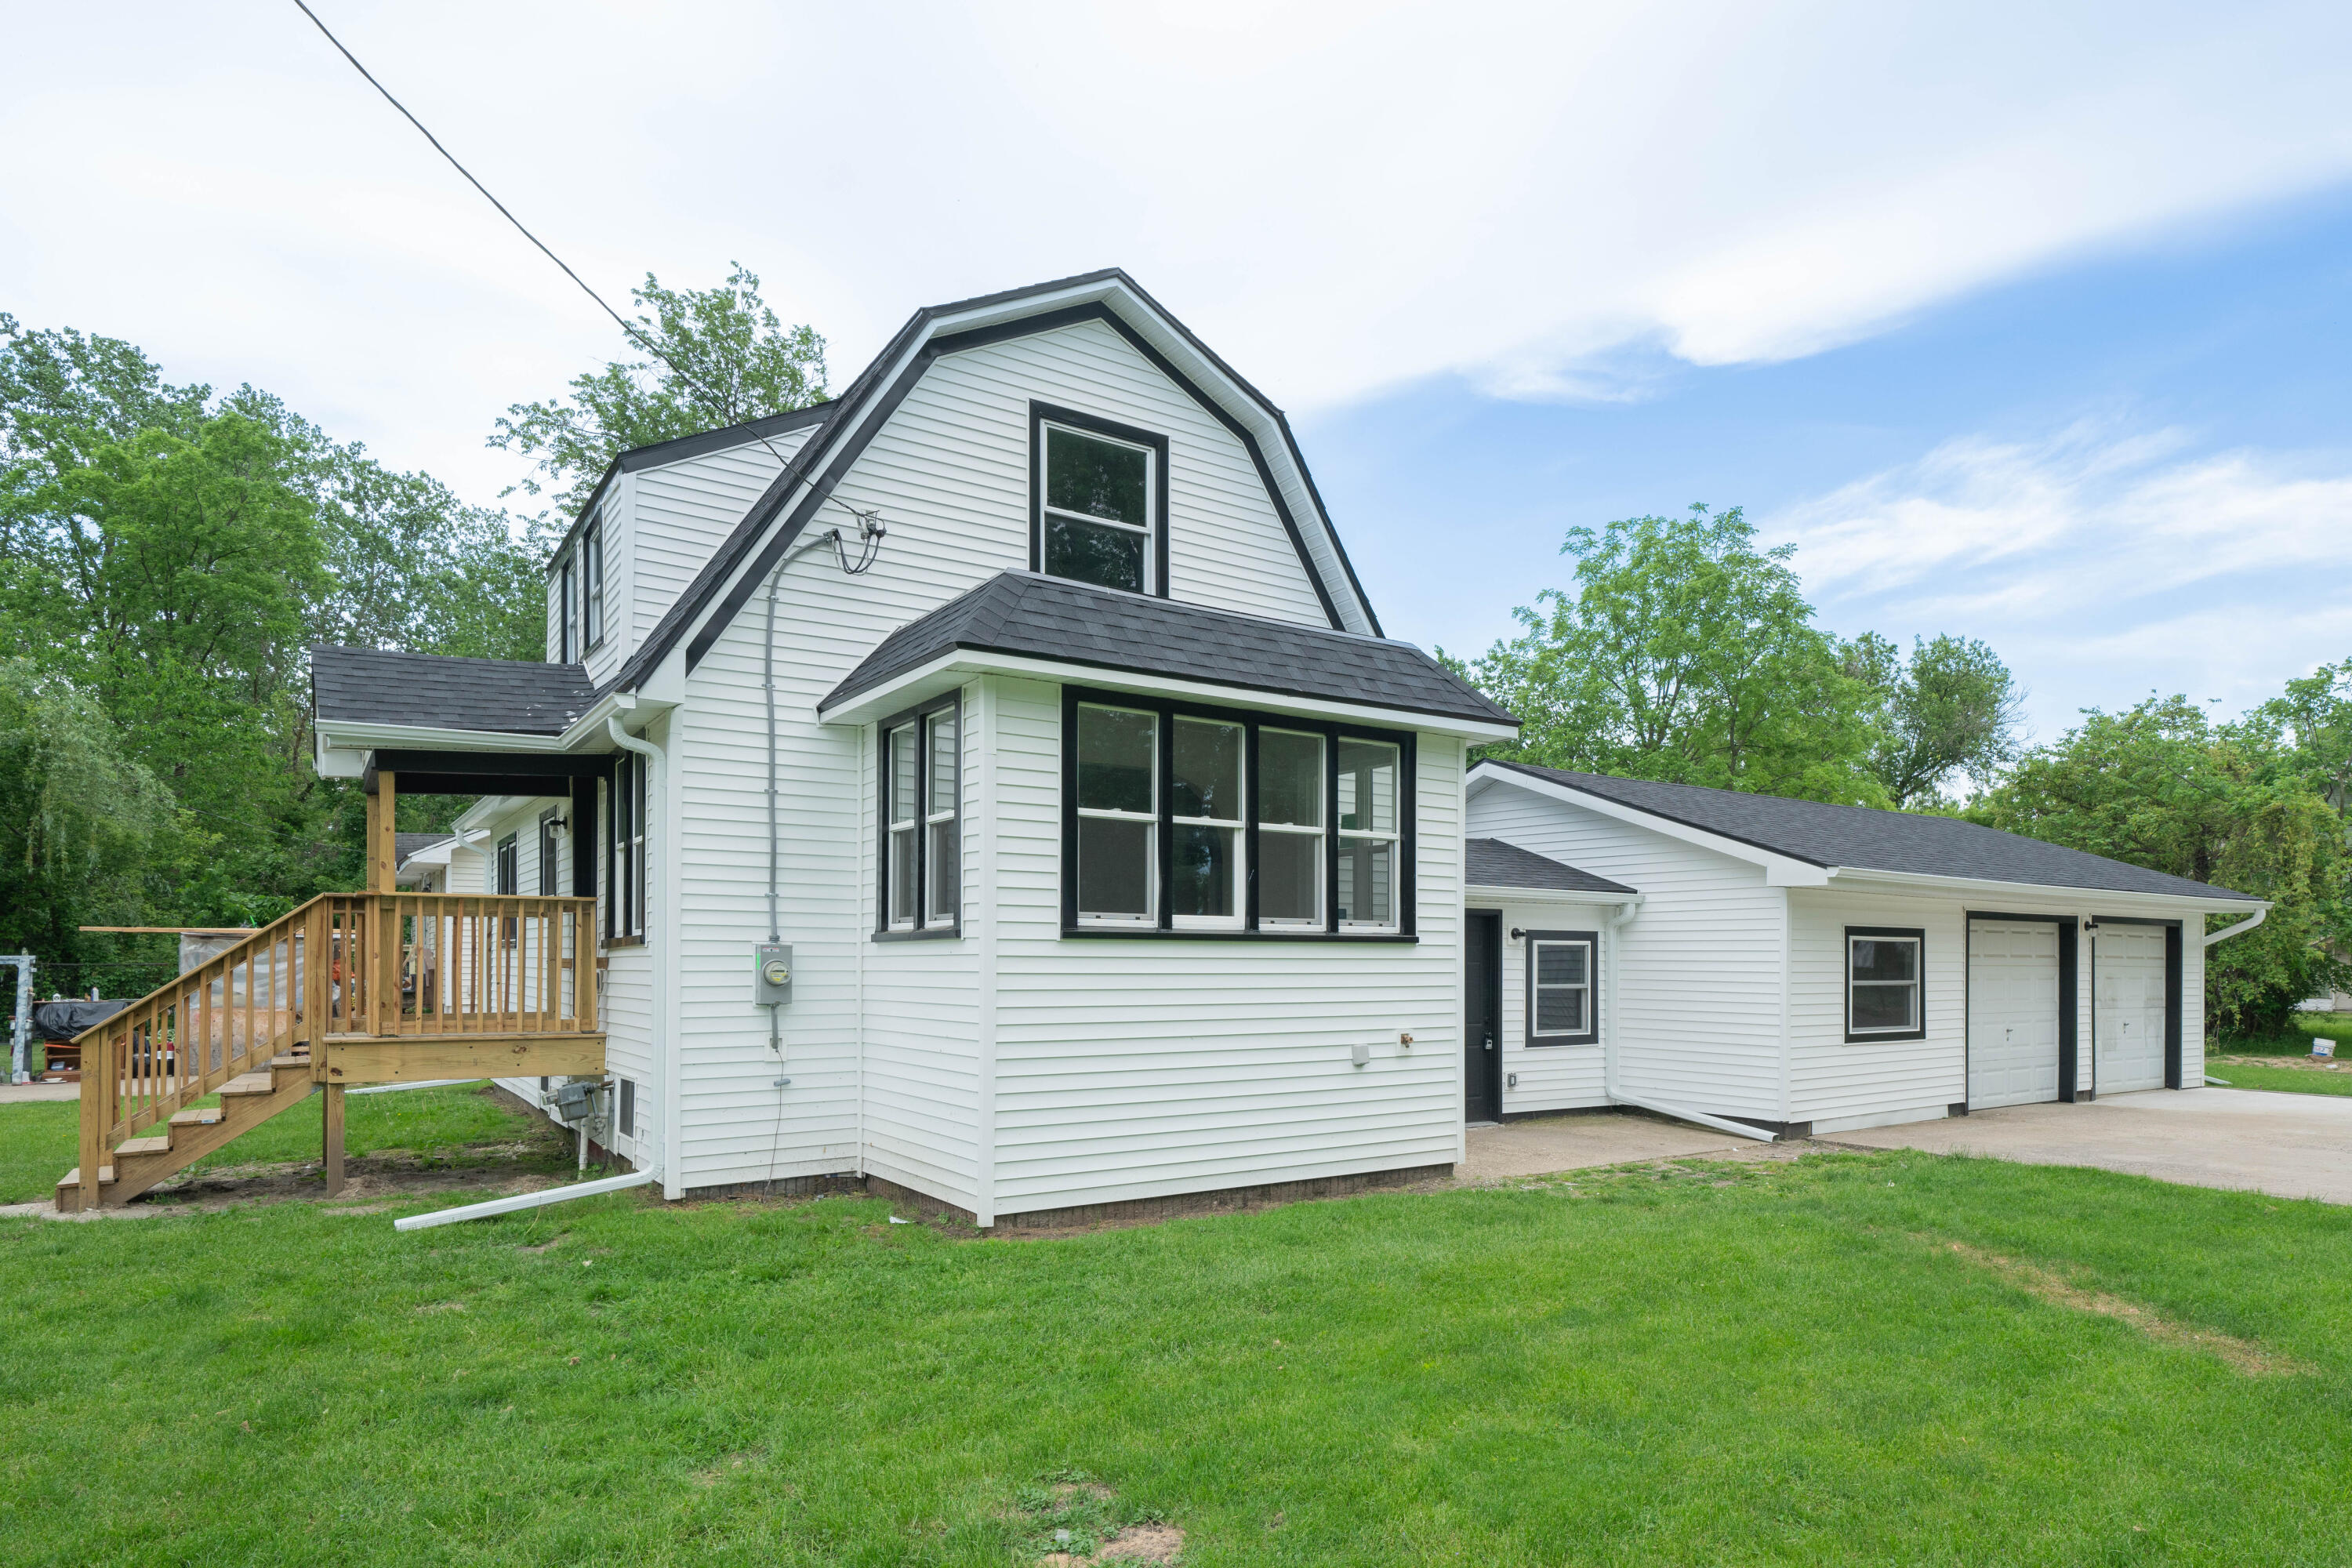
(1477, 760, 2260, 903)
(612, 270, 1386, 694)
(822, 572, 1510, 727)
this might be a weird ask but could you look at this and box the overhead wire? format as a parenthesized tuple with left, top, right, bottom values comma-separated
(289, 0, 885, 550)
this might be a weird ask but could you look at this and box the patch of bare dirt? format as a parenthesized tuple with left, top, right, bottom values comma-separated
(1042, 1522, 1185, 1565)
(691, 1450, 763, 1487)
(1941, 1240, 2312, 1377)
(2212, 1053, 2352, 1073)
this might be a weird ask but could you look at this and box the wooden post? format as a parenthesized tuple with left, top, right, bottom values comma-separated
(371, 771, 398, 894)
(324, 1082, 346, 1196)
(77, 1032, 105, 1211)
(303, 902, 327, 1060)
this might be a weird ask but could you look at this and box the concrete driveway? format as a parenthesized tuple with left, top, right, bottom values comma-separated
(1461, 1111, 1759, 1182)
(1830, 1087, 2352, 1205)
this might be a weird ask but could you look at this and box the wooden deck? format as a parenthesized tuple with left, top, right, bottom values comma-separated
(59, 892, 604, 1211)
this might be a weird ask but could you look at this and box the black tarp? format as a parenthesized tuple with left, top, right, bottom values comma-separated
(31, 1000, 128, 1042)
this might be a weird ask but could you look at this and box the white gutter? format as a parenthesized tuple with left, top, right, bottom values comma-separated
(820, 648, 1518, 742)
(1827, 864, 2267, 916)
(2200, 907, 2267, 948)
(1464, 885, 1640, 906)
(608, 714, 681, 1201)
(392, 1167, 658, 1231)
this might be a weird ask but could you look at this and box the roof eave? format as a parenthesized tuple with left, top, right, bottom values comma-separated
(818, 645, 1518, 739)
(1824, 865, 2267, 910)
(1470, 761, 1834, 884)
(1465, 884, 1642, 906)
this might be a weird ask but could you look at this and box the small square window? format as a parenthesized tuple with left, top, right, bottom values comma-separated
(1526, 931, 1598, 1046)
(1846, 928, 1925, 1041)
(1033, 407, 1164, 596)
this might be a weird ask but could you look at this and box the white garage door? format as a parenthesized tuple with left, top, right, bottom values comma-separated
(1969, 920, 2061, 1109)
(2096, 926, 2168, 1094)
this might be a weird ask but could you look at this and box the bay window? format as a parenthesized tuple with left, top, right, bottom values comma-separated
(879, 694, 960, 937)
(1062, 687, 1413, 938)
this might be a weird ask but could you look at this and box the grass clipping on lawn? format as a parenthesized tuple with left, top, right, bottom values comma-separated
(1940, 1240, 2313, 1377)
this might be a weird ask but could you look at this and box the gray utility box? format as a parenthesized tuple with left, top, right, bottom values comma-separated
(551, 1078, 601, 1124)
(753, 943, 793, 1007)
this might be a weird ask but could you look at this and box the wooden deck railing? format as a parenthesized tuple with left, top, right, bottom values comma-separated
(74, 893, 598, 1210)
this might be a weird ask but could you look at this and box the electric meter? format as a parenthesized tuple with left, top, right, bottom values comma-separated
(753, 942, 793, 1006)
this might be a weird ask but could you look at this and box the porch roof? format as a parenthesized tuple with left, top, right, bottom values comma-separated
(1466, 838, 1638, 898)
(310, 645, 602, 736)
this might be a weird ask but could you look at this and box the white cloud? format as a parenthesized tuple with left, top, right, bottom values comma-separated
(1766, 421, 2352, 735)
(5, 1, 2352, 510)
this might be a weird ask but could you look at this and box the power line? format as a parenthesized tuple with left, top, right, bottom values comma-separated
(289, 2, 880, 543)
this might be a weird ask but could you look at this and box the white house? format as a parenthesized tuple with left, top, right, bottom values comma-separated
(311, 270, 1516, 1226)
(1463, 760, 2268, 1137)
(304, 268, 2267, 1228)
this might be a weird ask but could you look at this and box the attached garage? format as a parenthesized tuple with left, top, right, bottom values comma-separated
(1966, 916, 2073, 1109)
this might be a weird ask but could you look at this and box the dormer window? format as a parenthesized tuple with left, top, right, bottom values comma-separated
(1032, 403, 1167, 596)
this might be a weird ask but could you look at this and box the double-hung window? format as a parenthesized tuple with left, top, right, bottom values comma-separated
(606, 753, 646, 942)
(1063, 687, 1413, 937)
(1846, 927, 1924, 1042)
(555, 554, 576, 663)
(1033, 405, 1166, 597)
(880, 695, 960, 936)
(582, 522, 604, 650)
(1526, 931, 1599, 1046)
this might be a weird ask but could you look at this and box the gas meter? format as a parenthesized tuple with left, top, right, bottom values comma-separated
(753, 942, 793, 1007)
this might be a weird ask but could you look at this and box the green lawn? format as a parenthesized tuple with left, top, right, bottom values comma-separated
(5, 1125, 2352, 1566)
(2213, 1010, 2352, 1058)
(0, 1082, 574, 1205)
(2206, 1060, 2352, 1098)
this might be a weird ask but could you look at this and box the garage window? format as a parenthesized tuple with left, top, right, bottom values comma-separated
(1846, 927, 1925, 1042)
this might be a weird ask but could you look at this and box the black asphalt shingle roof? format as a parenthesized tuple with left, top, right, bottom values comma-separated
(1483, 760, 2259, 902)
(1466, 838, 1637, 896)
(392, 832, 453, 868)
(311, 646, 601, 735)
(820, 572, 1515, 727)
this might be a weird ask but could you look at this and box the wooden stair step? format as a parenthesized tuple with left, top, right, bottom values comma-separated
(115, 1137, 172, 1157)
(169, 1109, 224, 1128)
(220, 1073, 276, 1097)
(56, 1166, 117, 1189)
(268, 1053, 309, 1069)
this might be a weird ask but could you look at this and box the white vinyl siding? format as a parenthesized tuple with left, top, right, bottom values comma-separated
(1786, 889, 1965, 1125)
(986, 677, 1465, 1219)
(1483, 898, 1613, 1113)
(1465, 782, 1787, 1120)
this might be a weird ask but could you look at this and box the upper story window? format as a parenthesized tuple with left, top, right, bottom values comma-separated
(1062, 686, 1414, 939)
(607, 753, 646, 942)
(879, 694, 960, 938)
(582, 522, 604, 650)
(556, 553, 577, 663)
(1032, 403, 1167, 597)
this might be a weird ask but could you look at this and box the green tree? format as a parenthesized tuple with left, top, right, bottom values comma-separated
(489, 265, 828, 513)
(0, 659, 185, 987)
(1470, 504, 1886, 804)
(1980, 695, 2351, 1034)
(1843, 631, 2026, 808)
(2264, 658, 2352, 818)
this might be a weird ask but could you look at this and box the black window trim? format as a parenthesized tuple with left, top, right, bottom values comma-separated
(1058, 683, 1417, 942)
(873, 690, 964, 942)
(582, 521, 604, 651)
(535, 805, 561, 898)
(1524, 927, 1599, 1047)
(605, 753, 647, 944)
(1846, 924, 1926, 1044)
(1029, 401, 1171, 601)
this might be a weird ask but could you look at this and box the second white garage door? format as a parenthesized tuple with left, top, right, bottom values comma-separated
(1968, 920, 2061, 1109)
(2096, 925, 2169, 1094)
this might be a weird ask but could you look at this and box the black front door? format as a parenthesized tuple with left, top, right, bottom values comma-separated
(1465, 910, 1502, 1122)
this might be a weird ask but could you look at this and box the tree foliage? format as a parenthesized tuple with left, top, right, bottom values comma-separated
(1468, 504, 1885, 804)
(1979, 695, 2351, 1034)
(489, 265, 828, 513)
(1842, 631, 2025, 808)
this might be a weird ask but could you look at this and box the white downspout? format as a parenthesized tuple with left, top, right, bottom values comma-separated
(1602, 895, 1774, 1142)
(2200, 908, 2266, 948)
(608, 713, 677, 1200)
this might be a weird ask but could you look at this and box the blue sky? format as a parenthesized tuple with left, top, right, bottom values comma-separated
(1313, 183, 2352, 741)
(5, 2, 2350, 746)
